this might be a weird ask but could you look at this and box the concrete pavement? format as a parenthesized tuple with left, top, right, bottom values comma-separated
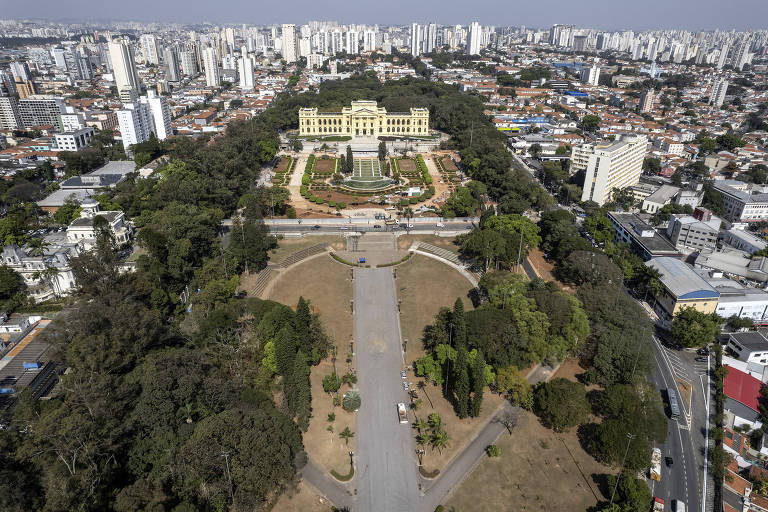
(354, 267, 421, 512)
(299, 458, 355, 511)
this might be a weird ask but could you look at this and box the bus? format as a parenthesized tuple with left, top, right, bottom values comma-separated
(668, 388, 681, 420)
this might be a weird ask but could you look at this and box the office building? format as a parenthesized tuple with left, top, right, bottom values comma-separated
(666, 209, 721, 252)
(608, 212, 681, 261)
(710, 79, 729, 108)
(281, 24, 297, 63)
(108, 40, 141, 103)
(202, 46, 220, 87)
(714, 180, 768, 223)
(0, 93, 22, 130)
(55, 127, 95, 152)
(238, 54, 254, 90)
(573, 134, 648, 205)
(410, 23, 421, 57)
(164, 48, 181, 82)
(18, 95, 65, 128)
(639, 89, 655, 113)
(466, 22, 482, 55)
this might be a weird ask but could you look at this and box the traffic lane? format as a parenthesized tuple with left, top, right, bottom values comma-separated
(354, 268, 420, 512)
(266, 223, 475, 233)
(650, 346, 700, 512)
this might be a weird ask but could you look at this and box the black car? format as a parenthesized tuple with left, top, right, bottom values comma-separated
(665, 456, 673, 467)
(312, 225, 321, 230)
(373, 224, 382, 229)
(695, 357, 708, 363)
(697, 348, 710, 356)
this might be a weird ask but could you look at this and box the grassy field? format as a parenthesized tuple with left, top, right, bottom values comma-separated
(267, 236, 343, 264)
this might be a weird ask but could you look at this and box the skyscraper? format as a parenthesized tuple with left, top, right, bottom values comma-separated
(281, 24, 297, 63)
(410, 23, 421, 57)
(580, 63, 600, 86)
(180, 50, 198, 76)
(716, 42, 730, 70)
(639, 89, 655, 113)
(734, 40, 750, 70)
(466, 22, 481, 55)
(202, 46, 220, 87)
(108, 40, 141, 103)
(425, 23, 437, 54)
(9, 61, 30, 81)
(346, 31, 358, 55)
(710, 79, 729, 108)
(0, 92, 22, 130)
(143, 91, 172, 140)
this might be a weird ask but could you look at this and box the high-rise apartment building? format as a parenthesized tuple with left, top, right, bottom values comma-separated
(346, 31, 358, 55)
(142, 91, 172, 140)
(580, 63, 600, 86)
(140, 34, 160, 65)
(734, 40, 751, 70)
(466, 22, 481, 55)
(164, 48, 181, 82)
(573, 134, 648, 206)
(117, 102, 154, 151)
(180, 50, 198, 76)
(238, 54, 254, 90)
(710, 79, 729, 108)
(425, 23, 437, 54)
(18, 95, 65, 128)
(9, 61, 30, 81)
(281, 24, 297, 63)
(717, 42, 730, 70)
(202, 46, 220, 87)
(0, 93, 22, 130)
(410, 23, 421, 57)
(108, 40, 141, 103)
(639, 89, 655, 113)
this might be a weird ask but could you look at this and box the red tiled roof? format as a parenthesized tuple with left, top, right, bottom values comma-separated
(724, 366, 762, 412)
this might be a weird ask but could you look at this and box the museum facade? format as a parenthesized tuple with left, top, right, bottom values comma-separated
(298, 100, 429, 137)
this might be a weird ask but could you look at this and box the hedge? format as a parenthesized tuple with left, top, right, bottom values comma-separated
(330, 253, 358, 266)
(301, 174, 310, 185)
(305, 154, 315, 173)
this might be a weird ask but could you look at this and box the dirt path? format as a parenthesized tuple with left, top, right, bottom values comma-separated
(423, 154, 453, 207)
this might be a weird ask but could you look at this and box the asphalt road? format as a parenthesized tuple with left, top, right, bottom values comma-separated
(353, 268, 420, 512)
(299, 458, 354, 510)
(266, 222, 474, 234)
(649, 336, 711, 512)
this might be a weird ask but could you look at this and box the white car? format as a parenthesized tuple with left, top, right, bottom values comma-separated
(436, 222, 444, 228)
(403, 381, 409, 391)
(407, 224, 414, 228)
(385, 206, 396, 211)
(401, 370, 407, 379)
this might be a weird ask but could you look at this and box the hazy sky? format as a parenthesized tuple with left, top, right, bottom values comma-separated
(4, 0, 768, 31)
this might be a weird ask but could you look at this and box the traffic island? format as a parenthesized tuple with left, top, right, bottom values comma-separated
(330, 463, 355, 482)
(419, 466, 440, 479)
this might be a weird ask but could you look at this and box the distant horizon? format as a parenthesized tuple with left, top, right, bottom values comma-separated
(3, 0, 768, 32)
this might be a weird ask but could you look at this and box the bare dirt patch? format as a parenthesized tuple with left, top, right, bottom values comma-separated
(440, 156, 459, 171)
(445, 410, 614, 512)
(527, 248, 574, 293)
(268, 236, 342, 264)
(275, 157, 291, 172)
(315, 158, 337, 173)
(271, 481, 331, 512)
(398, 158, 418, 172)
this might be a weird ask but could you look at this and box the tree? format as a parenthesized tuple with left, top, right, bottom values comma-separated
(716, 133, 746, 152)
(53, 198, 82, 225)
(670, 308, 721, 348)
(470, 350, 486, 417)
(453, 344, 471, 418)
(452, 298, 466, 346)
(346, 145, 354, 173)
(288, 350, 312, 431)
(274, 326, 297, 376)
(339, 426, 355, 445)
(430, 430, 451, 455)
(528, 143, 542, 158)
(294, 296, 312, 353)
(342, 391, 361, 412)
(726, 315, 754, 331)
(496, 366, 532, 409)
(378, 141, 387, 161)
(0, 266, 23, 300)
(533, 378, 590, 432)
(605, 471, 652, 512)
(322, 373, 341, 393)
(580, 114, 600, 132)
(560, 250, 623, 286)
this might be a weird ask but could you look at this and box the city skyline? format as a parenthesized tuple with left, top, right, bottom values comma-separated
(3, 0, 768, 31)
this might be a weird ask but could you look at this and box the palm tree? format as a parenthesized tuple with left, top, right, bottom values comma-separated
(27, 238, 50, 256)
(430, 431, 451, 455)
(428, 413, 443, 433)
(404, 207, 415, 232)
(413, 418, 429, 434)
(339, 426, 355, 446)
(416, 432, 430, 448)
(417, 381, 433, 409)
(410, 398, 423, 414)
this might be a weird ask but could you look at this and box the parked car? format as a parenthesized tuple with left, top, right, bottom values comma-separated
(695, 357, 708, 363)
(665, 456, 674, 467)
(697, 348, 710, 356)
(403, 381, 409, 391)
(401, 370, 407, 379)
(373, 224, 382, 229)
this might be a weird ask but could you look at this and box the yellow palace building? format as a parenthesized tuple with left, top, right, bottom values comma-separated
(298, 100, 429, 138)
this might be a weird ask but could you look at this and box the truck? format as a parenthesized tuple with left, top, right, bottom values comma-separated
(23, 361, 42, 370)
(397, 402, 408, 424)
(653, 497, 665, 511)
(650, 448, 662, 481)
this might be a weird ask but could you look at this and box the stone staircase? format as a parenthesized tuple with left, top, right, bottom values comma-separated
(278, 243, 329, 268)
(415, 242, 463, 266)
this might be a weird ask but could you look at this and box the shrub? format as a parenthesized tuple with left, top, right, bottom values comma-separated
(342, 390, 361, 411)
(286, 207, 297, 219)
(486, 445, 502, 457)
(337, 202, 347, 209)
(301, 173, 310, 185)
(329, 201, 336, 208)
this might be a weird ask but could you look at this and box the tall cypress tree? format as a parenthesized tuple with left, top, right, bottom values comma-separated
(452, 298, 467, 347)
(346, 145, 354, 173)
(275, 326, 297, 377)
(294, 297, 312, 353)
(470, 350, 486, 418)
(291, 350, 312, 431)
(454, 344, 470, 418)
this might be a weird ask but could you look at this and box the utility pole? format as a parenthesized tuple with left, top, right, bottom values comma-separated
(609, 433, 636, 506)
(221, 451, 234, 506)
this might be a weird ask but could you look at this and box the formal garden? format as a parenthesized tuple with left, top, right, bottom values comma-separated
(271, 155, 296, 186)
(298, 150, 437, 210)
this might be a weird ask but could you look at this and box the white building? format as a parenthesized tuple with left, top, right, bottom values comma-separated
(202, 47, 220, 87)
(0, 94, 21, 130)
(1, 245, 79, 303)
(142, 91, 172, 141)
(55, 126, 95, 152)
(723, 228, 768, 254)
(66, 198, 133, 251)
(573, 134, 648, 206)
(140, 34, 160, 65)
(281, 24, 297, 63)
(108, 40, 141, 103)
(466, 22, 482, 56)
(580, 64, 600, 86)
(117, 102, 154, 150)
(714, 180, 768, 223)
(410, 23, 421, 57)
(238, 55, 254, 90)
(18, 95, 65, 128)
(710, 79, 729, 108)
(345, 31, 358, 55)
